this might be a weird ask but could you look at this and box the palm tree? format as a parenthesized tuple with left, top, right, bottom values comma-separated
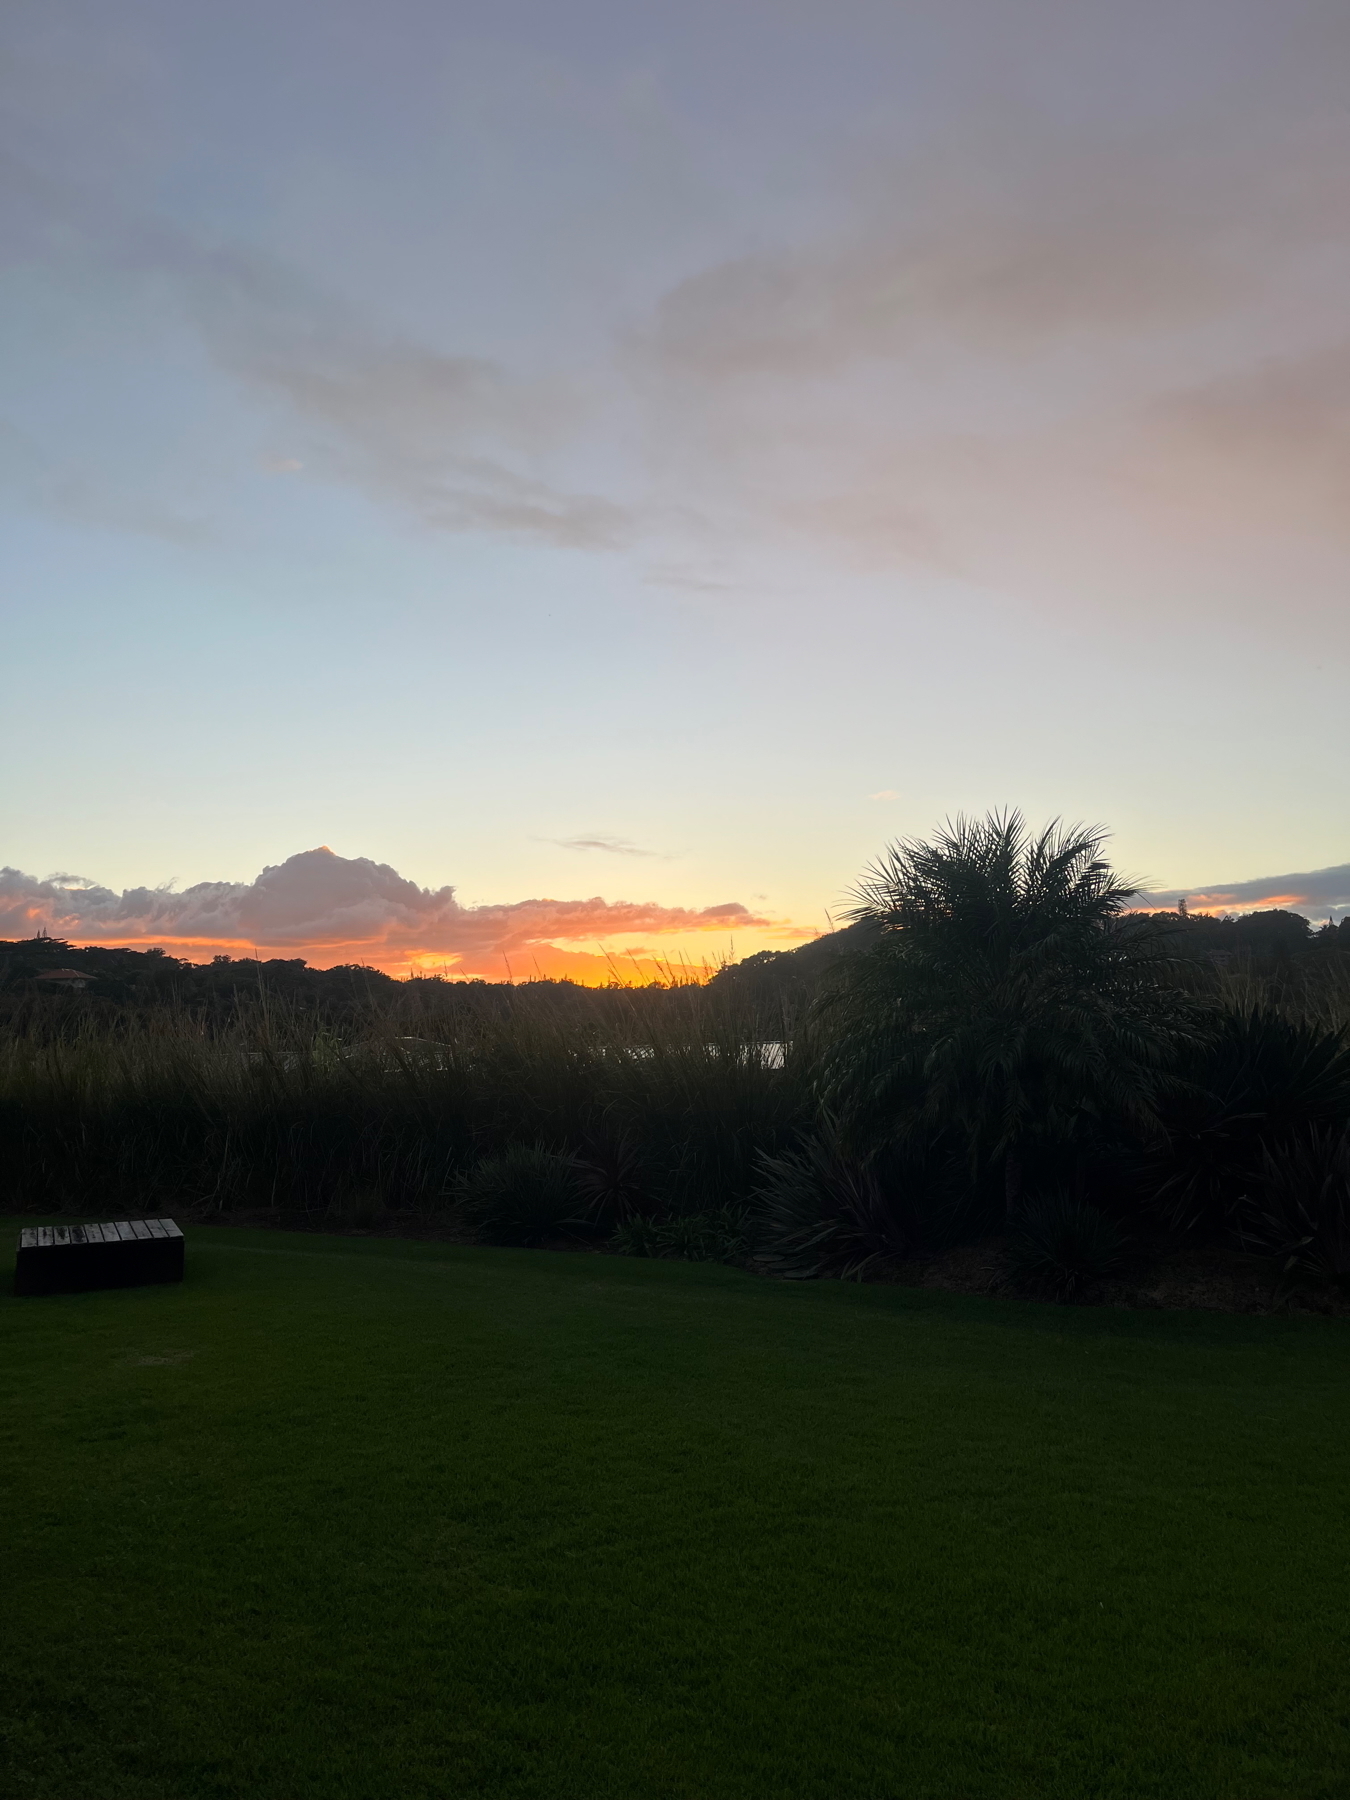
(819, 812, 1196, 1205)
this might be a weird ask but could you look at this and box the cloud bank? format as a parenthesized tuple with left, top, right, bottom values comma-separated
(0, 847, 782, 980)
(1137, 862, 1350, 921)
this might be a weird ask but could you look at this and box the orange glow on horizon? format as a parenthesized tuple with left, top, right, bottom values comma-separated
(1186, 892, 1305, 912)
(33, 931, 814, 985)
(405, 945, 721, 985)
(1133, 891, 1314, 918)
(4, 845, 821, 984)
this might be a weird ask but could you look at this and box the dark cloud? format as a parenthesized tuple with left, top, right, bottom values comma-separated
(1138, 862, 1350, 918)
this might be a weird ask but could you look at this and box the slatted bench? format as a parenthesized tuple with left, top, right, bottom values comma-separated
(14, 1220, 185, 1296)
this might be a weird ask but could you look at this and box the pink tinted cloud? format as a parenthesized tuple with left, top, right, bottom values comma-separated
(0, 846, 783, 977)
(1137, 861, 1350, 920)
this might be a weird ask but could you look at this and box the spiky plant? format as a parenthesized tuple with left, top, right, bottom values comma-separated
(607, 1207, 752, 1263)
(751, 1130, 914, 1279)
(606, 1214, 667, 1258)
(1004, 1194, 1134, 1302)
(820, 812, 1198, 1202)
(1237, 1127, 1350, 1296)
(459, 1143, 589, 1247)
(573, 1127, 653, 1228)
(1151, 1009, 1350, 1236)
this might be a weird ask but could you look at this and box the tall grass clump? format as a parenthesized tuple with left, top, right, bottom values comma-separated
(459, 1144, 590, 1246)
(1004, 1193, 1135, 1302)
(0, 983, 815, 1229)
(1237, 1127, 1350, 1296)
(0, 1009, 477, 1219)
(1149, 1006, 1350, 1238)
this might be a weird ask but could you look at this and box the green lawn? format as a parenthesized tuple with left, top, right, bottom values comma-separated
(3, 1226, 1349, 1800)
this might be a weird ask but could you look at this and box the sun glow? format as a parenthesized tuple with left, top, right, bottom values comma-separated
(2, 848, 818, 985)
(1184, 892, 1305, 913)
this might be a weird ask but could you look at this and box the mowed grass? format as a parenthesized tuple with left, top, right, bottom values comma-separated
(3, 1229, 1350, 1800)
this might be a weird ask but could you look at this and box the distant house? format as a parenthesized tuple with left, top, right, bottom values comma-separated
(34, 969, 97, 992)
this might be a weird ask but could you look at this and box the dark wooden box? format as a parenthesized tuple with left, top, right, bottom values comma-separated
(14, 1220, 185, 1296)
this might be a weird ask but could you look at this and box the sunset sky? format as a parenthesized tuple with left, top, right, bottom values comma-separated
(2, 0, 1348, 977)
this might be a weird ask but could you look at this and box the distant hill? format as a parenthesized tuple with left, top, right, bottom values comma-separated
(705, 919, 882, 1006)
(2, 906, 1344, 1025)
(708, 905, 1350, 1009)
(1134, 907, 1350, 962)
(0, 937, 403, 1016)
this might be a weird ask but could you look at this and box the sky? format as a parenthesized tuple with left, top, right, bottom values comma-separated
(2, 0, 1348, 977)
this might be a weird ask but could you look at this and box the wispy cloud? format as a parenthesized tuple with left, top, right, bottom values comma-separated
(643, 145, 1247, 383)
(0, 846, 773, 976)
(0, 412, 209, 546)
(7, 0, 1350, 620)
(640, 565, 733, 592)
(551, 834, 664, 857)
(1131, 338, 1350, 546)
(171, 239, 631, 550)
(625, 65, 1350, 620)
(0, 153, 630, 551)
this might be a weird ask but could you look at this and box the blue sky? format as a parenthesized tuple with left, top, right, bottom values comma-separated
(3, 0, 1348, 971)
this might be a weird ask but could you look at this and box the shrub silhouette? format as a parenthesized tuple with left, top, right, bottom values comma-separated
(1238, 1127, 1350, 1296)
(751, 1129, 913, 1279)
(460, 1144, 589, 1246)
(1004, 1195, 1134, 1302)
(1152, 1008, 1350, 1235)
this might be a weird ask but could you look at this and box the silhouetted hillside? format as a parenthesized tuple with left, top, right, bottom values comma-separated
(2, 905, 1345, 1028)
